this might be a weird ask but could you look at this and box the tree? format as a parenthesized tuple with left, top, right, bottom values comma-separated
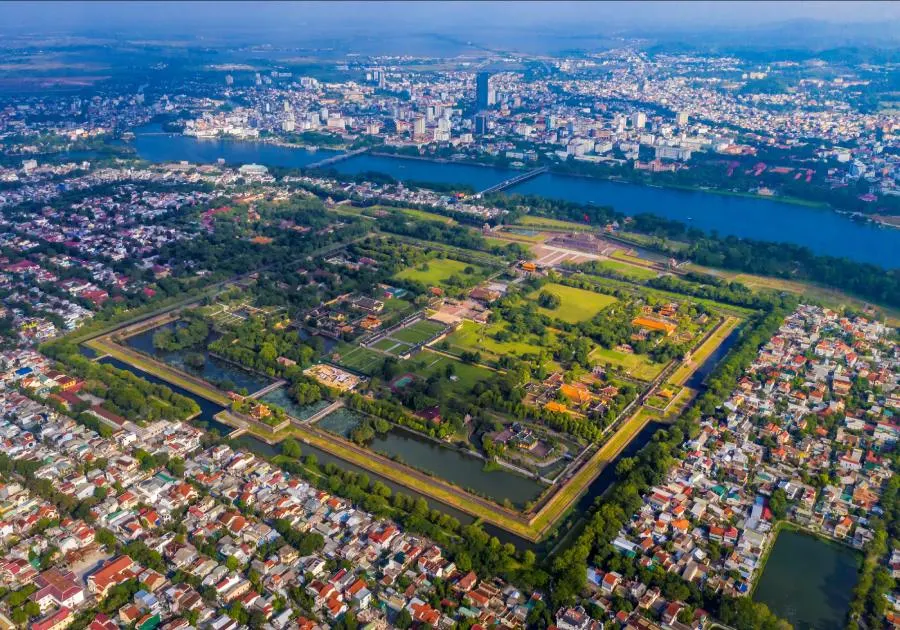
(769, 488, 788, 520)
(395, 607, 413, 630)
(282, 438, 302, 459)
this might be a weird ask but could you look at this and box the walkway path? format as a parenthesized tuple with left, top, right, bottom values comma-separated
(294, 399, 344, 425)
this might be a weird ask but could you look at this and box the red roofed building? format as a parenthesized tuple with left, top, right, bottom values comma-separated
(31, 568, 85, 613)
(32, 607, 73, 630)
(89, 614, 119, 630)
(88, 556, 136, 598)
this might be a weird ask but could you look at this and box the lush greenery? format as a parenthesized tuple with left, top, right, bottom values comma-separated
(490, 194, 900, 309)
(152, 314, 209, 351)
(41, 342, 201, 423)
(546, 300, 795, 629)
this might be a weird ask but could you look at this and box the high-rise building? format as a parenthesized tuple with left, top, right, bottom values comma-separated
(225, 74, 234, 86)
(475, 113, 488, 135)
(631, 112, 647, 130)
(676, 111, 689, 127)
(413, 117, 426, 137)
(476, 72, 494, 109)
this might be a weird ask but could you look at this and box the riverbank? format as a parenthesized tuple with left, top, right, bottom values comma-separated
(129, 131, 900, 267)
(358, 149, 843, 213)
(669, 316, 741, 386)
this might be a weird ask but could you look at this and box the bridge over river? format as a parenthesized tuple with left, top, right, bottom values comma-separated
(476, 166, 548, 196)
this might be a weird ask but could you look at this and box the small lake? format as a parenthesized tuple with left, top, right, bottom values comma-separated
(754, 529, 860, 630)
(316, 407, 546, 508)
(124, 323, 272, 395)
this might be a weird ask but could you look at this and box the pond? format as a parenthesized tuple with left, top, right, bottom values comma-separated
(259, 385, 332, 421)
(754, 529, 860, 630)
(124, 322, 273, 394)
(315, 408, 546, 509)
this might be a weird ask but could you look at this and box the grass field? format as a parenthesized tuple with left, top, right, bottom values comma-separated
(617, 230, 690, 252)
(592, 259, 658, 281)
(391, 319, 446, 345)
(484, 236, 536, 257)
(518, 215, 591, 231)
(395, 257, 481, 288)
(397, 207, 457, 225)
(331, 344, 386, 375)
(371, 338, 410, 355)
(589, 346, 665, 381)
(529, 283, 617, 323)
(497, 227, 547, 243)
(683, 264, 900, 325)
(444, 320, 555, 360)
(401, 350, 495, 392)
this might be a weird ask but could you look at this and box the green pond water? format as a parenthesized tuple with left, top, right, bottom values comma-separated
(754, 530, 860, 630)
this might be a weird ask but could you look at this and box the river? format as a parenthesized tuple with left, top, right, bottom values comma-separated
(133, 125, 340, 169)
(131, 128, 900, 268)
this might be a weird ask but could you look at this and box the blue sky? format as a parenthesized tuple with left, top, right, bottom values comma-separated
(4, 1, 899, 35)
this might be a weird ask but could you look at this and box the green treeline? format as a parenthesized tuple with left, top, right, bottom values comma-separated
(41, 342, 200, 422)
(490, 194, 900, 309)
(272, 443, 546, 590)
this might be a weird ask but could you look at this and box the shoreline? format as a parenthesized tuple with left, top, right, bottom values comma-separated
(353, 150, 900, 229)
(128, 130, 899, 232)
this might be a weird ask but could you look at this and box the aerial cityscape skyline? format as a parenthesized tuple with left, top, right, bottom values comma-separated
(0, 3, 897, 630)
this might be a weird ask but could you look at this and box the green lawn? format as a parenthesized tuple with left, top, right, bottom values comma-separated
(401, 351, 495, 392)
(444, 320, 554, 360)
(397, 207, 457, 225)
(395, 258, 481, 287)
(518, 216, 591, 231)
(529, 283, 617, 323)
(589, 346, 665, 381)
(592, 260, 658, 281)
(382, 297, 412, 314)
(371, 338, 410, 355)
(391, 319, 446, 345)
(330, 344, 385, 375)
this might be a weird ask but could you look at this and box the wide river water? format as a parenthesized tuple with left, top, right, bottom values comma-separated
(132, 128, 900, 268)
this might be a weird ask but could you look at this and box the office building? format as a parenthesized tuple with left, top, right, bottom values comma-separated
(631, 112, 647, 130)
(475, 113, 488, 135)
(476, 72, 495, 109)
